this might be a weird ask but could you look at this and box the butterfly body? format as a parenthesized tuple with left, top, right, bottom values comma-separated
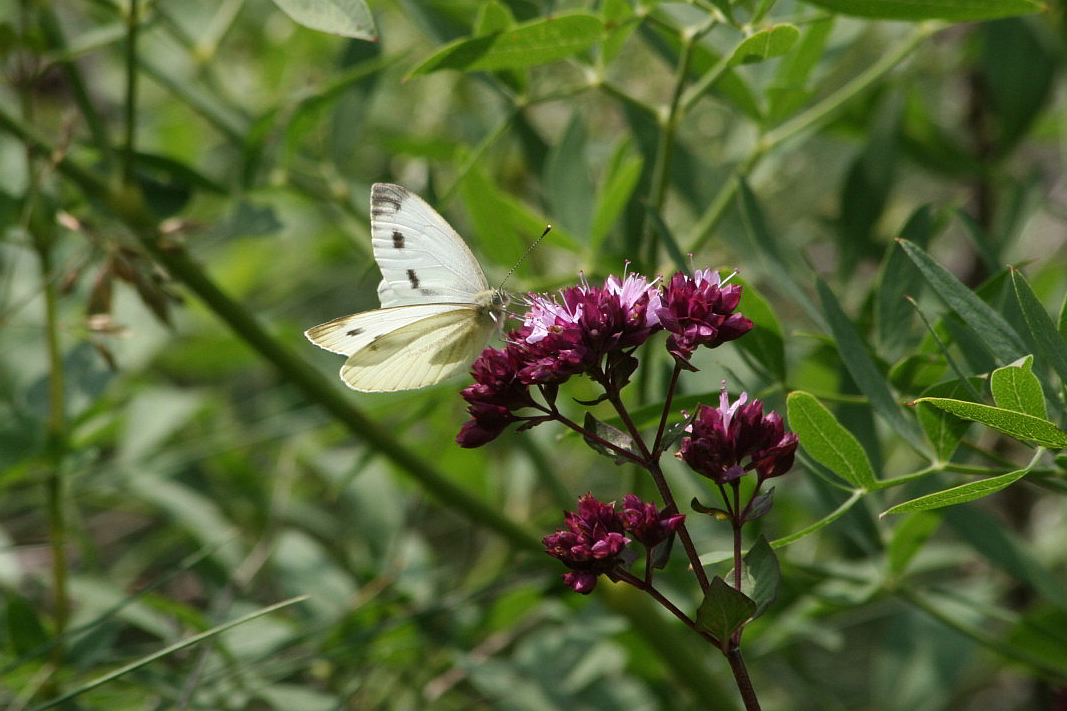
(306, 183, 505, 392)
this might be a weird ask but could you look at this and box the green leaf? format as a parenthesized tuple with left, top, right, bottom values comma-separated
(768, 17, 833, 123)
(943, 505, 1067, 609)
(270, 0, 377, 40)
(990, 356, 1046, 419)
(643, 204, 688, 274)
(898, 239, 1027, 363)
(887, 511, 941, 574)
(582, 412, 639, 465)
(407, 12, 605, 77)
(460, 167, 576, 270)
(736, 277, 786, 383)
(979, 18, 1058, 151)
(817, 279, 926, 452)
(882, 468, 1030, 515)
(915, 397, 1067, 448)
(837, 95, 899, 276)
(797, 0, 1042, 21)
(787, 391, 876, 489)
(877, 208, 935, 352)
(740, 535, 780, 619)
(737, 179, 822, 326)
(727, 24, 800, 67)
(695, 576, 757, 642)
(916, 378, 980, 461)
(591, 142, 643, 251)
(6, 593, 50, 655)
(474, 0, 515, 35)
(1010, 268, 1067, 391)
(545, 112, 594, 241)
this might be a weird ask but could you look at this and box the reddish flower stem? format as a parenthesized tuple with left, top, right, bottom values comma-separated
(726, 645, 762, 711)
(651, 362, 684, 457)
(598, 376, 711, 593)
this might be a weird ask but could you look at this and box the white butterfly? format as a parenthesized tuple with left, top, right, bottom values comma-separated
(306, 183, 506, 392)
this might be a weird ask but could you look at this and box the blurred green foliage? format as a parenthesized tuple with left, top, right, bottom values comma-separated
(1, 0, 1066, 709)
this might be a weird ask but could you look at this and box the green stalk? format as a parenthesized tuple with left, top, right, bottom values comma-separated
(38, 6, 115, 166)
(123, 0, 140, 184)
(38, 231, 69, 674)
(643, 19, 715, 268)
(18, 0, 69, 680)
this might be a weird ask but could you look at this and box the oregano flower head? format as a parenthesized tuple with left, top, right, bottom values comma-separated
(542, 493, 684, 594)
(678, 385, 798, 485)
(457, 268, 752, 447)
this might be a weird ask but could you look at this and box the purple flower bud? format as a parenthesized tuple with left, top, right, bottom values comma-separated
(542, 493, 631, 594)
(619, 494, 685, 548)
(656, 270, 753, 367)
(678, 384, 797, 484)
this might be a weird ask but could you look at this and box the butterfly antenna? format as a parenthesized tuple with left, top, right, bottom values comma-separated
(497, 225, 551, 291)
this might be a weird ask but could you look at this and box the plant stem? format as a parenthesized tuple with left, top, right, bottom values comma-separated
(652, 362, 683, 457)
(39, 234, 69, 675)
(725, 645, 762, 711)
(123, 0, 140, 184)
(732, 482, 742, 590)
(614, 570, 719, 645)
(18, 0, 69, 678)
(601, 383, 711, 592)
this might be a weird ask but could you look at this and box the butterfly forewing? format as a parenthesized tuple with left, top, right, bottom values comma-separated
(370, 183, 489, 307)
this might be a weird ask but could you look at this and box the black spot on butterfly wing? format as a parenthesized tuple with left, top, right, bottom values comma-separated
(406, 269, 420, 289)
(346, 327, 365, 337)
(392, 230, 405, 249)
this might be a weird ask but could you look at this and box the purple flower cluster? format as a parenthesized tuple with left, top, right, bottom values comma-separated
(657, 269, 752, 367)
(679, 386, 798, 485)
(457, 269, 752, 447)
(542, 493, 685, 594)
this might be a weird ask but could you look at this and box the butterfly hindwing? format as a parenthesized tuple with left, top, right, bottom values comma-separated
(304, 303, 474, 356)
(370, 183, 489, 307)
(339, 307, 494, 392)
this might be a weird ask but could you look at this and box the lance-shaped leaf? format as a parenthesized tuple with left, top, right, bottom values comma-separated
(727, 24, 800, 67)
(1010, 268, 1067, 390)
(882, 468, 1030, 516)
(915, 398, 1067, 449)
(696, 576, 757, 643)
(898, 239, 1027, 363)
(817, 278, 926, 452)
(787, 391, 877, 489)
(407, 13, 605, 78)
(916, 378, 981, 462)
(271, 0, 377, 40)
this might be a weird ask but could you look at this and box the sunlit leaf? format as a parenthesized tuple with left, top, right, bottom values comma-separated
(727, 25, 799, 67)
(915, 397, 1067, 448)
(270, 0, 377, 40)
(787, 391, 876, 489)
(882, 468, 1030, 515)
(407, 13, 605, 77)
